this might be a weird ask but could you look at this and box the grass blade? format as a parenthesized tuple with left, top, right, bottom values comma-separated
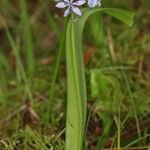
(20, 0, 34, 77)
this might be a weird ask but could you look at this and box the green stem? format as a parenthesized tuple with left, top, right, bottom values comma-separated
(46, 18, 68, 123)
(20, 0, 34, 77)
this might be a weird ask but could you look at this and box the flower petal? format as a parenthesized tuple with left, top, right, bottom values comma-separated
(64, 8, 70, 17)
(87, 0, 100, 8)
(72, 6, 81, 16)
(64, 0, 69, 2)
(73, 0, 86, 6)
(56, 2, 67, 8)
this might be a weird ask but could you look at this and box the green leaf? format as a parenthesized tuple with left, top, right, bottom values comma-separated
(66, 15, 87, 150)
(80, 8, 134, 30)
(65, 8, 134, 150)
(20, 0, 34, 77)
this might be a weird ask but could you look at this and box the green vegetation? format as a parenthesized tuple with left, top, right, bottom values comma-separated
(0, 0, 150, 149)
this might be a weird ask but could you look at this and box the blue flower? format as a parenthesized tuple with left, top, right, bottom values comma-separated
(87, 0, 101, 8)
(56, 0, 86, 17)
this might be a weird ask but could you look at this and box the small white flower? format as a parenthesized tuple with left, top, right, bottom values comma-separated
(56, 0, 86, 17)
(87, 0, 101, 8)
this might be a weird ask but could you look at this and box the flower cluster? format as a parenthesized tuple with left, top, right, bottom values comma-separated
(55, 0, 101, 17)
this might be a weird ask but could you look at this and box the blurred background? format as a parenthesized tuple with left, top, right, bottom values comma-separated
(0, 0, 150, 149)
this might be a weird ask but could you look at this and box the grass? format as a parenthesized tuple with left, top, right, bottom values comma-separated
(20, 0, 35, 77)
(0, 0, 150, 149)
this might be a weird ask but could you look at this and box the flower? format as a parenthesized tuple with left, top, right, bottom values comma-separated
(56, 0, 86, 17)
(87, 0, 101, 8)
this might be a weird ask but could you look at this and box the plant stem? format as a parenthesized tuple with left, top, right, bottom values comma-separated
(46, 18, 68, 123)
